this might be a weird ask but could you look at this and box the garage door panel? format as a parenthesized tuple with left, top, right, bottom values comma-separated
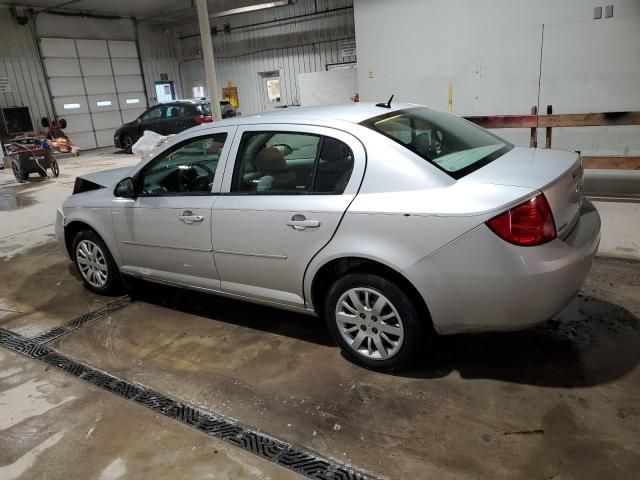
(88, 94, 118, 112)
(40, 38, 77, 58)
(44, 58, 81, 77)
(53, 96, 90, 115)
(49, 77, 85, 97)
(70, 131, 97, 150)
(84, 76, 116, 95)
(115, 75, 144, 93)
(80, 58, 112, 77)
(95, 129, 116, 148)
(107, 40, 138, 58)
(118, 93, 147, 110)
(62, 114, 92, 134)
(112, 58, 141, 76)
(76, 39, 109, 58)
(91, 111, 122, 130)
(121, 108, 145, 123)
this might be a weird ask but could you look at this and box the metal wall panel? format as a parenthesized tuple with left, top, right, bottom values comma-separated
(178, 0, 355, 115)
(136, 21, 183, 104)
(0, 9, 53, 132)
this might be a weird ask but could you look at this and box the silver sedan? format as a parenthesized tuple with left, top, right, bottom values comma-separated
(56, 103, 601, 370)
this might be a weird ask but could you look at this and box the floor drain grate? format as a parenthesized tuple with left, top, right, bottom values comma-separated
(32, 296, 131, 344)
(0, 327, 375, 480)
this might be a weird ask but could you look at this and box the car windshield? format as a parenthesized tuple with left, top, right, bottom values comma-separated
(199, 103, 212, 114)
(361, 107, 513, 179)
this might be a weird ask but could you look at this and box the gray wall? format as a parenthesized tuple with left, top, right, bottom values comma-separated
(353, 0, 640, 155)
(179, 0, 356, 115)
(0, 7, 53, 134)
(137, 22, 184, 104)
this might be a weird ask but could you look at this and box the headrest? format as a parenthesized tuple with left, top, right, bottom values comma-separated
(254, 147, 286, 173)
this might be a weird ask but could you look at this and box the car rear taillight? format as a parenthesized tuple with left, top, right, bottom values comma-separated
(194, 115, 213, 124)
(486, 193, 556, 246)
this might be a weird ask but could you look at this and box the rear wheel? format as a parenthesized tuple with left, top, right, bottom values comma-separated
(325, 273, 425, 371)
(122, 134, 134, 154)
(50, 157, 60, 177)
(11, 161, 26, 182)
(73, 230, 121, 294)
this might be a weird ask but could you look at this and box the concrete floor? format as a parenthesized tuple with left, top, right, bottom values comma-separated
(1, 149, 639, 479)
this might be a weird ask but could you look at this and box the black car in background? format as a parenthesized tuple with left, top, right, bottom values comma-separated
(114, 99, 238, 153)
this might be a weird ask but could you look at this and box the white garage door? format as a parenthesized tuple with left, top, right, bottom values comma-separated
(40, 38, 147, 150)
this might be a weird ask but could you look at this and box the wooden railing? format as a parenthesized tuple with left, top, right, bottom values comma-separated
(463, 106, 640, 169)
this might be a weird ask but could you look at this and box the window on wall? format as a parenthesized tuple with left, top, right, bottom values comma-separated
(231, 131, 354, 195)
(192, 86, 205, 98)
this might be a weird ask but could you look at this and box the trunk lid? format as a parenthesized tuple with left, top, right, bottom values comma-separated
(463, 147, 583, 237)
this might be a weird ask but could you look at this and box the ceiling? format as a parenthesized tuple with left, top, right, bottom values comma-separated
(4, 0, 276, 21)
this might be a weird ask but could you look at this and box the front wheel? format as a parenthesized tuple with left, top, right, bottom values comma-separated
(325, 273, 426, 371)
(50, 157, 59, 177)
(122, 134, 134, 154)
(73, 230, 121, 294)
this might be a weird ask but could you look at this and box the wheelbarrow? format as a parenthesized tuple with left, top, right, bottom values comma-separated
(6, 138, 59, 183)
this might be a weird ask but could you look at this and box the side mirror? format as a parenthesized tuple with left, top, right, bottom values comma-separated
(115, 177, 136, 198)
(137, 117, 143, 124)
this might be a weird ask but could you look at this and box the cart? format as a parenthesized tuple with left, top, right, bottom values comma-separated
(5, 138, 59, 183)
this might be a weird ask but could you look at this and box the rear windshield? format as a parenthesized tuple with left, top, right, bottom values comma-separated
(361, 107, 513, 179)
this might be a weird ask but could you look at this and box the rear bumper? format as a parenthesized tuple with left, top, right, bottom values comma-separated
(404, 200, 601, 335)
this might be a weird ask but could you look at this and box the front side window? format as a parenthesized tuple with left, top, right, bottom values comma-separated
(361, 107, 513, 179)
(139, 133, 227, 196)
(141, 106, 164, 122)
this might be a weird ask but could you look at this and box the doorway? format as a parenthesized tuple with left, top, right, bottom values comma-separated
(258, 71, 282, 111)
(155, 81, 176, 103)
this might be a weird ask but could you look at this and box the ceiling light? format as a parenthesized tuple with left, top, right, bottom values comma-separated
(210, 1, 292, 19)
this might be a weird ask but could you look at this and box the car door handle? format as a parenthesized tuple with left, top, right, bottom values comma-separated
(286, 216, 320, 231)
(178, 210, 204, 224)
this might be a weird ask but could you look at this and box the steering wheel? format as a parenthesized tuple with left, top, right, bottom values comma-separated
(177, 163, 215, 192)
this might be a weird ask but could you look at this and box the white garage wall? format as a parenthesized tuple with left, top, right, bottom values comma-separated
(353, 0, 640, 154)
(137, 21, 184, 104)
(179, 0, 356, 115)
(0, 7, 53, 133)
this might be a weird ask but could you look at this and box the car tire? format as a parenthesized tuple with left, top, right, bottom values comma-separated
(325, 273, 426, 371)
(73, 230, 121, 295)
(122, 134, 134, 154)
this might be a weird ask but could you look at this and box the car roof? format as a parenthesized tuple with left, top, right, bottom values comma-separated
(209, 102, 420, 128)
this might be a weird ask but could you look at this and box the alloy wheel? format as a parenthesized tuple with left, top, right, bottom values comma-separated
(335, 287, 405, 360)
(76, 240, 109, 288)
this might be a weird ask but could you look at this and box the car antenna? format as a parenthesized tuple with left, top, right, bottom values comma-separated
(375, 95, 394, 108)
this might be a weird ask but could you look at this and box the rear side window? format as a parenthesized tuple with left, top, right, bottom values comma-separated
(231, 132, 354, 195)
(361, 107, 513, 179)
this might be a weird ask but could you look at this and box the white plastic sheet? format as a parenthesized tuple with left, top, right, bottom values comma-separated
(131, 130, 168, 159)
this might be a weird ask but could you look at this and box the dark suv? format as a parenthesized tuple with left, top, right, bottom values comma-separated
(114, 99, 237, 153)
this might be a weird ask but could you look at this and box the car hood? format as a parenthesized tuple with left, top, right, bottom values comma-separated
(78, 166, 135, 187)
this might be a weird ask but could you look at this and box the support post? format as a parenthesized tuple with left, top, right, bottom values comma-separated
(545, 104, 553, 148)
(530, 105, 538, 148)
(196, 0, 222, 120)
